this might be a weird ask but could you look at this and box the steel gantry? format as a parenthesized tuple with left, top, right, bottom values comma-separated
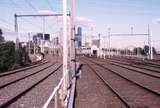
(107, 25, 153, 60)
(14, 13, 70, 50)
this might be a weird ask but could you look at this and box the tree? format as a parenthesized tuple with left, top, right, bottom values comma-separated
(143, 45, 149, 55)
(143, 45, 157, 55)
(0, 29, 4, 43)
(0, 42, 15, 71)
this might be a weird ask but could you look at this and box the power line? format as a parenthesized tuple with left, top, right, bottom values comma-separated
(9, 0, 43, 31)
(46, 0, 54, 11)
(24, 0, 55, 34)
(24, 0, 37, 12)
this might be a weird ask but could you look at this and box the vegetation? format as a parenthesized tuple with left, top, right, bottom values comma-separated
(15, 44, 31, 67)
(0, 41, 15, 71)
(0, 29, 4, 43)
(133, 45, 157, 55)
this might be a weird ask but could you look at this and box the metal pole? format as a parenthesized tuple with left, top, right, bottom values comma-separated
(148, 24, 153, 60)
(98, 33, 101, 58)
(149, 26, 153, 60)
(62, 0, 68, 106)
(108, 28, 111, 58)
(43, 17, 45, 34)
(104, 36, 106, 59)
(14, 14, 19, 49)
(34, 42, 36, 55)
(28, 33, 31, 54)
(70, 0, 76, 77)
(42, 17, 45, 53)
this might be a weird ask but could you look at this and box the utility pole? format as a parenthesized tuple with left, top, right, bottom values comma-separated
(103, 35, 106, 59)
(62, 0, 68, 106)
(70, 0, 76, 77)
(148, 24, 153, 60)
(98, 33, 101, 58)
(108, 28, 111, 58)
(42, 17, 46, 53)
(131, 26, 133, 35)
(28, 33, 31, 55)
(14, 14, 19, 49)
(34, 42, 36, 55)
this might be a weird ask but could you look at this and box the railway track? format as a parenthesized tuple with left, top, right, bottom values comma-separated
(75, 61, 128, 108)
(82, 61, 131, 108)
(0, 62, 57, 89)
(82, 58, 160, 107)
(0, 60, 48, 77)
(112, 57, 160, 69)
(93, 58, 160, 79)
(107, 58, 160, 73)
(0, 62, 62, 108)
(88, 58, 160, 96)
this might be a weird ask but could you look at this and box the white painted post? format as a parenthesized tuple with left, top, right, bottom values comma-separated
(150, 30, 153, 60)
(54, 92, 58, 108)
(148, 24, 153, 60)
(70, 0, 76, 77)
(62, 0, 68, 106)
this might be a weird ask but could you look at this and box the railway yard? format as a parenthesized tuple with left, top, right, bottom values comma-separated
(0, 54, 160, 108)
(1, 0, 160, 108)
(0, 55, 63, 108)
(75, 56, 160, 108)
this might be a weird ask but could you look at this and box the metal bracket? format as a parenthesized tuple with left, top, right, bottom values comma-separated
(71, 38, 76, 41)
(71, 59, 76, 62)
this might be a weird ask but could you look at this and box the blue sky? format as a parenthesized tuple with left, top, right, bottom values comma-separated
(0, 0, 160, 49)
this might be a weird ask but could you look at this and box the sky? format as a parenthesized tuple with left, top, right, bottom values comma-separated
(0, 0, 160, 50)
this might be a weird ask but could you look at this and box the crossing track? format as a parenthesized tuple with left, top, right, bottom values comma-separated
(81, 57, 160, 107)
(0, 61, 62, 108)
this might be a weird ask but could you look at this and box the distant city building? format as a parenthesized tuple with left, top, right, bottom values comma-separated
(32, 33, 51, 53)
(44, 34, 50, 40)
(37, 33, 43, 40)
(53, 37, 59, 45)
(92, 39, 100, 48)
(75, 27, 82, 47)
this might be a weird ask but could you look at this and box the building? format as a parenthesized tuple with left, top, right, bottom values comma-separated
(75, 27, 82, 47)
(32, 33, 51, 54)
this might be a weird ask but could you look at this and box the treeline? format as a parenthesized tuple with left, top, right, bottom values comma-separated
(133, 45, 157, 55)
(103, 45, 157, 55)
(0, 42, 31, 72)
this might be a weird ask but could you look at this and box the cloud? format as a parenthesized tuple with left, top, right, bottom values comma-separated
(75, 16, 96, 28)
